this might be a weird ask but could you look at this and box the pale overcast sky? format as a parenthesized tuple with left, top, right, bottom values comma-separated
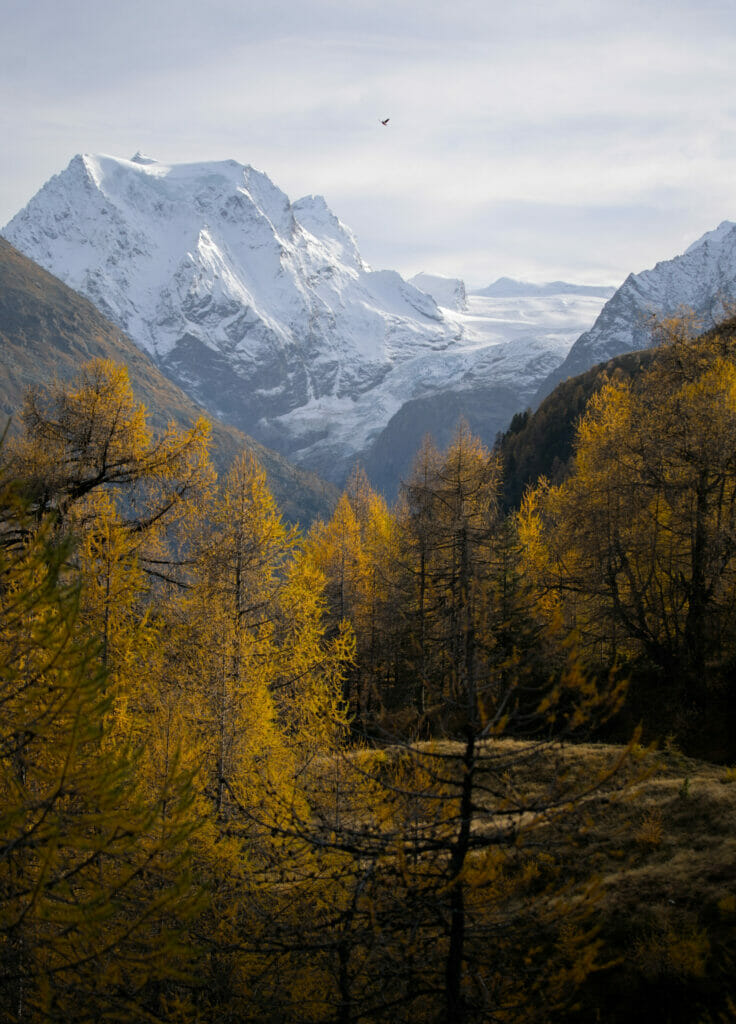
(3, 0, 736, 288)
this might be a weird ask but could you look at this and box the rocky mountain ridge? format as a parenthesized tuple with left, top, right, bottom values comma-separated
(474, 277, 615, 299)
(537, 220, 736, 399)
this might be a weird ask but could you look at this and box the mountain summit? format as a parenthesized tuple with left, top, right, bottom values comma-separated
(537, 220, 736, 399)
(2, 154, 458, 479)
(3, 154, 606, 489)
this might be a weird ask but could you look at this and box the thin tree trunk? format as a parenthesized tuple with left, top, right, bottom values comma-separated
(445, 731, 475, 1024)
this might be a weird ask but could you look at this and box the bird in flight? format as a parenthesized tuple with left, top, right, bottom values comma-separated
(381, 117, 390, 126)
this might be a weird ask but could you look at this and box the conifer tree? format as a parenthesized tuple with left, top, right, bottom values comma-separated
(171, 451, 352, 1019)
(517, 319, 736, 727)
(306, 469, 399, 731)
(4, 358, 213, 542)
(395, 422, 502, 729)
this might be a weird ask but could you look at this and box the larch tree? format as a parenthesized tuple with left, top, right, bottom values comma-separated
(0, 481, 200, 1024)
(305, 468, 400, 732)
(396, 422, 502, 731)
(517, 319, 736, 725)
(173, 450, 353, 1021)
(4, 359, 213, 539)
(0, 360, 220, 1021)
(181, 449, 301, 819)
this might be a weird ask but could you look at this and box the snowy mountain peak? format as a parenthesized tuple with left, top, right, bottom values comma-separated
(292, 194, 363, 270)
(2, 152, 465, 475)
(2, 152, 609, 489)
(130, 151, 157, 165)
(537, 217, 736, 401)
(67, 153, 295, 237)
(685, 220, 736, 255)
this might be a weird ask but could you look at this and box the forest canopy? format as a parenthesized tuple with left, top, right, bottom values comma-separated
(1, 341, 736, 1023)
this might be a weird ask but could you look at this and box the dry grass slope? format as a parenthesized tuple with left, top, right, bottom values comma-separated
(419, 738, 736, 1023)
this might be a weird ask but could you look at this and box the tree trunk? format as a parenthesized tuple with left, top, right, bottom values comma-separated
(445, 731, 475, 1024)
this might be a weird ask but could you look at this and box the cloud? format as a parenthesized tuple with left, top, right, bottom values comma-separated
(3, 0, 736, 285)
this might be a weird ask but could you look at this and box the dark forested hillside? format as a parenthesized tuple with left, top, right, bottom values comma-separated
(0, 237, 337, 524)
(497, 316, 736, 512)
(495, 348, 656, 510)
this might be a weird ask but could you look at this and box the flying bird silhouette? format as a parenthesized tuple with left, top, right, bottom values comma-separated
(381, 117, 390, 126)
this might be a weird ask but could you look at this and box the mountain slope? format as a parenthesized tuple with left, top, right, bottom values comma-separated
(0, 236, 337, 524)
(537, 221, 736, 399)
(362, 335, 572, 499)
(495, 347, 657, 511)
(498, 313, 736, 512)
(2, 154, 609, 491)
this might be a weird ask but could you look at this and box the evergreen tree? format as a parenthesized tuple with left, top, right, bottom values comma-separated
(518, 320, 736, 747)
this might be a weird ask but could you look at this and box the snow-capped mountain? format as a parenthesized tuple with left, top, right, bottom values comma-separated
(408, 272, 467, 311)
(537, 221, 736, 399)
(474, 278, 615, 299)
(2, 153, 608, 488)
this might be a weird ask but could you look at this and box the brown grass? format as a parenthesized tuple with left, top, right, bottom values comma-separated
(367, 737, 736, 1022)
